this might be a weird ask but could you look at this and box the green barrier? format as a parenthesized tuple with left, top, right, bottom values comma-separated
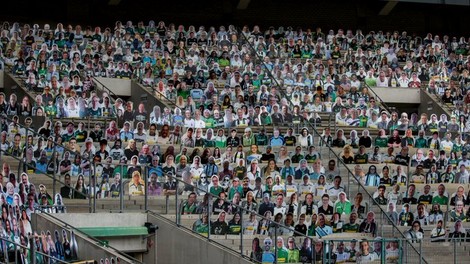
(78, 226, 148, 237)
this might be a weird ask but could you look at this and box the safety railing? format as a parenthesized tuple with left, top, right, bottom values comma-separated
(420, 85, 456, 116)
(0, 114, 92, 211)
(275, 112, 336, 131)
(93, 162, 320, 263)
(362, 82, 395, 115)
(92, 76, 120, 102)
(0, 147, 91, 212)
(0, 235, 69, 264)
(320, 236, 470, 264)
(5, 63, 119, 124)
(144, 172, 334, 264)
(49, 115, 117, 137)
(87, 160, 444, 264)
(137, 79, 180, 109)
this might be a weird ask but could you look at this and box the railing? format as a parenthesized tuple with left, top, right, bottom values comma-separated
(0, 235, 69, 264)
(36, 208, 143, 264)
(50, 115, 117, 138)
(420, 86, 455, 116)
(0, 147, 91, 210)
(147, 170, 317, 263)
(238, 28, 427, 264)
(0, 114, 92, 210)
(91, 161, 332, 263)
(133, 79, 180, 112)
(5, 64, 45, 101)
(95, 167, 464, 264)
(93, 69, 182, 118)
(4, 64, 119, 128)
(92, 76, 121, 102)
(362, 82, 395, 115)
(322, 237, 470, 264)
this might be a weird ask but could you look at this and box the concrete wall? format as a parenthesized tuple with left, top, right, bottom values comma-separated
(33, 213, 139, 263)
(52, 213, 148, 252)
(369, 87, 421, 104)
(145, 213, 253, 264)
(95, 77, 132, 97)
(418, 90, 452, 119)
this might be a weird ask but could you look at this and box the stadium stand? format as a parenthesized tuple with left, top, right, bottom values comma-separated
(0, 19, 470, 263)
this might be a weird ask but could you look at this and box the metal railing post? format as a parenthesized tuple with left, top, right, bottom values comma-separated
(165, 195, 169, 214)
(381, 238, 386, 264)
(52, 142, 57, 206)
(144, 166, 148, 211)
(4, 238, 9, 263)
(24, 125, 29, 178)
(14, 242, 18, 264)
(274, 223, 278, 263)
(419, 240, 422, 264)
(175, 179, 179, 226)
(103, 118, 108, 139)
(93, 162, 96, 213)
(119, 165, 124, 212)
(30, 236, 36, 264)
(207, 195, 212, 241)
(380, 213, 384, 237)
(453, 239, 456, 264)
(311, 237, 314, 263)
(398, 240, 402, 264)
(88, 172, 92, 213)
(403, 239, 408, 263)
(87, 116, 91, 138)
(240, 209, 243, 256)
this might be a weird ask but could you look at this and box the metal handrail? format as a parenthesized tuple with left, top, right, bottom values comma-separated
(133, 79, 180, 110)
(362, 81, 394, 115)
(0, 235, 69, 264)
(162, 172, 317, 237)
(92, 76, 120, 102)
(5, 63, 44, 101)
(4, 66, 117, 130)
(0, 114, 92, 203)
(1, 114, 90, 162)
(420, 86, 455, 116)
(92, 71, 181, 115)
(6, 62, 119, 121)
(0, 148, 91, 202)
(146, 211, 261, 263)
(144, 170, 331, 264)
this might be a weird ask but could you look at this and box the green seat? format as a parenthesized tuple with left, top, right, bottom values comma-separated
(78, 226, 148, 237)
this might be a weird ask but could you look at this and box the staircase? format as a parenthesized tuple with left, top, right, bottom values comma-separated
(147, 212, 254, 264)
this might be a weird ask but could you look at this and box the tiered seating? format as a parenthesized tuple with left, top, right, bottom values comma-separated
(2, 20, 470, 264)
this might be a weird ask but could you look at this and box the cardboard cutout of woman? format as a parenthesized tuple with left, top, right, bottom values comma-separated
(62, 229, 72, 261)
